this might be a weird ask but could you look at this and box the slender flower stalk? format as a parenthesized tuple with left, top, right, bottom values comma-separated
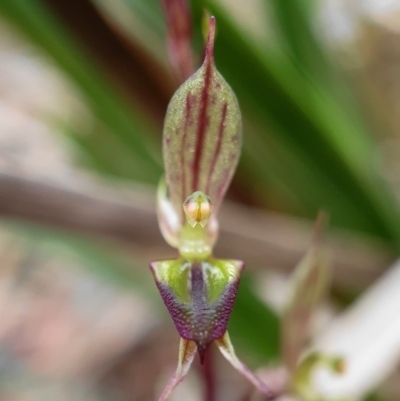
(152, 15, 274, 401)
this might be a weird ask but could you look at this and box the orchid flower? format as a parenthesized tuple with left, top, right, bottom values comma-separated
(151, 15, 274, 401)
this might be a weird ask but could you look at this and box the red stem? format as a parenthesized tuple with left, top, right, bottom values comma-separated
(201, 346, 216, 401)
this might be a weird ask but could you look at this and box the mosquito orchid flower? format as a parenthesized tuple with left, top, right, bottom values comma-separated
(151, 16, 274, 401)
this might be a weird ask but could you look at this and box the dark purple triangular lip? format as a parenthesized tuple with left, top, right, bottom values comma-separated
(152, 260, 241, 362)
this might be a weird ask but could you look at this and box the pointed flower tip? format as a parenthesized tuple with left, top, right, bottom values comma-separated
(205, 16, 216, 61)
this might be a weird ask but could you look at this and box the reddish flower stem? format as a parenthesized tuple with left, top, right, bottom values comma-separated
(201, 345, 216, 401)
(198, 345, 216, 401)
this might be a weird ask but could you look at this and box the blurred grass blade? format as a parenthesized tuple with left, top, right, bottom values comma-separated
(0, 0, 162, 184)
(267, 0, 330, 82)
(161, 0, 195, 81)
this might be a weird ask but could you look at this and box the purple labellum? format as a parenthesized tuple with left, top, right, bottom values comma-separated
(150, 258, 243, 363)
